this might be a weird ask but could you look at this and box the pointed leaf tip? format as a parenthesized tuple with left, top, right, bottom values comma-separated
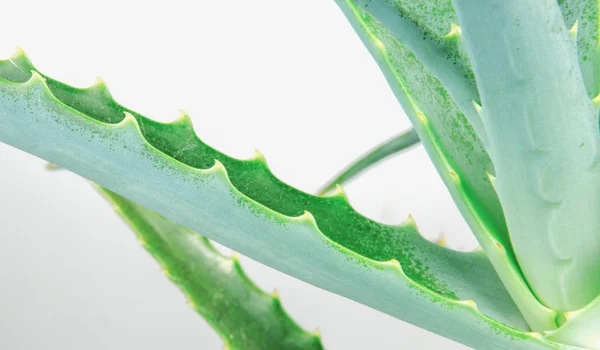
(331, 184, 348, 199)
(416, 111, 429, 126)
(45, 162, 61, 171)
(271, 289, 280, 299)
(313, 328, 322, 339)
(89, 76, 111, 95)
(457, 299, 477, 309)
(472, 100, 482, 113)
(526, 332, 542, 339)
(449, 170, 460, 184)
(486, 171, 496, 188)
(569, 20, 578, 37)
(592, 92, 600, 107)
(172, 109, 193, 125)
(563, 309, 582, 322)
(209, 159, 228, 175)
(494, 241, 505, 253)
(297, 210, 317, 226)
(433, 232, 448, 247)
(444, 23, 462, 39)
(28, 70, 45, 84)
(402, 214, 417, 229)
(250, 149, 267, 163)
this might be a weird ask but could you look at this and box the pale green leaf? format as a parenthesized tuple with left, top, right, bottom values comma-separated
(318, 128, 419, 195)
(94, 186, 323, 350)
(335, 0, 556, 331)
(0, 50, 577, 349)
(453, 0, 600, 314)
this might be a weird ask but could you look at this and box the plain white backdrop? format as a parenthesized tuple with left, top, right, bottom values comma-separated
(0, 1, 478, 349)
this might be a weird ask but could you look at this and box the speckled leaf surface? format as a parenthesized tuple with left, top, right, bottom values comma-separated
(453, 0, 600, 315)
(95, 187, 323, 350)
(0, 50, 581, 349)
(335, 0, 557, 331)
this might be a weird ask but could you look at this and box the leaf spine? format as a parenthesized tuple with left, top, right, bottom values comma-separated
(485, 171, 496, 188)
(443, 23, 462, 39)
(433, 232, 448, 247)
(569, 20, 578, 47)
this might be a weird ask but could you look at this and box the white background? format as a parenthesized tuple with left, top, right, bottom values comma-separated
(0, 1, 477, 349)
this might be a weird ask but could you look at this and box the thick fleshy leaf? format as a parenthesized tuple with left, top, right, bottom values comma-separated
(453, 0, 600, 316)
(0, 50, 579, 349)
(318, 128, 419, 195)
(343, 0, 600, 330)
(95, 186, 323, 350)
(336, 0, 556, 331)
(347, 0, 484, 144)
(559, 0, 600, 98)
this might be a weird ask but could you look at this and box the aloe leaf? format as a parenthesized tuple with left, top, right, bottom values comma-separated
(347, 0, 485, 145)
(453, 0, 600, 314)
(317, 128, 419, 195)
(0, 50, 579, 349)
(335, 0, 557, 331)
(546, 293, 600, 349)
(94, 186, 323, 350)
(559, 0, 600, 98)
(349, 1, 600, 127)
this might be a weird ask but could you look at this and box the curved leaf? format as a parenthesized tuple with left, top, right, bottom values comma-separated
(95, 186, 324, 350)
(559, 0, 600, 98)
(546, 293, 600, 349)
(0, 50, 579, 349)
(335, 0, 557, 331)
(318, 128, 419, 195)
(347, 0, 485, 145)
(453, 0, 600, 314)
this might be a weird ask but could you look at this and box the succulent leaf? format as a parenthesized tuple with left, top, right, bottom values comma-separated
(318, 128, 419, 195)
(0, 49, 578, 349)
(453, 0, 600, 314)
(546, 293, 600, 349)
(347, 0, 485, 145)
(558, 0, 600, 98)
(336, 0, 557, 331)
(95, 186, 324, 350)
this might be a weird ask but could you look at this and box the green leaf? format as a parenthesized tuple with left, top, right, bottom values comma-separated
(546, 293, 600, 349)
(453, 0, 600, 314)
(0, 50, 578, 349)
(347, 0, 485, 145)
(318, 128, 419, 195)
(94, 186, 323, 350)
(335, 0, 557, 331)
(558, 0, 600, 98)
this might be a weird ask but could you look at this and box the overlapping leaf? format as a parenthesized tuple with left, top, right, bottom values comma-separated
(0, 50, 580, 348)
(336, 0, 557, 330)
(95, 186, 323, 350)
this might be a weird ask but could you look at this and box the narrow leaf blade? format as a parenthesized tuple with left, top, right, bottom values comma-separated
(95, 186, 324, 350)
(318, 128, 419, 195)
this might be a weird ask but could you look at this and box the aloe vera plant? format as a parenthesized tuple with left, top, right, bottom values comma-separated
(94, 185, 324, 350)
(5, 0, 600, 348)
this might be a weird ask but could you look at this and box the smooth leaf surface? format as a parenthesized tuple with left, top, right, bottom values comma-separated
(318, 128, 419, 195)
(546, 293, 600, 349)
(453, 0, 600, 314)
